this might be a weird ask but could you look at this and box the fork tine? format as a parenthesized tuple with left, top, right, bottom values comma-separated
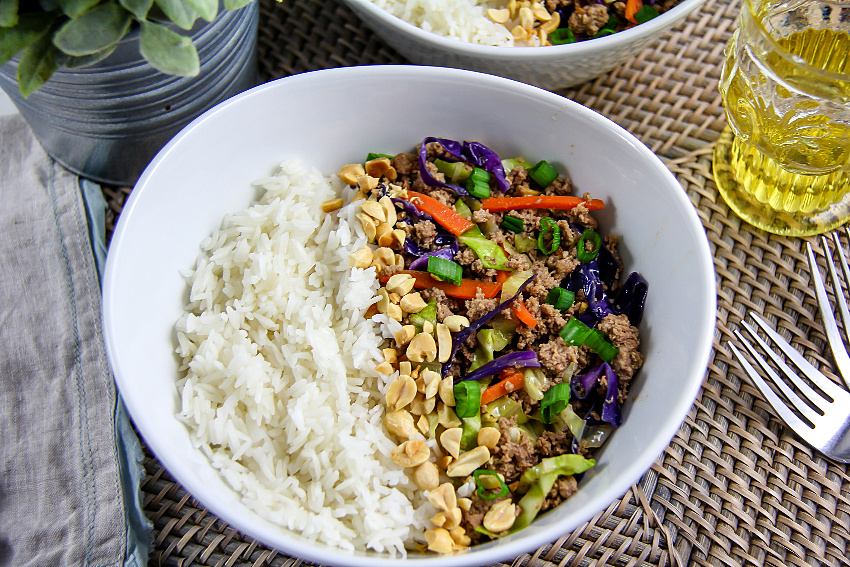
(749, 312, 850, 403)
(735, 323, 825, 421)
(826, 232, 850, 342)
(727, 341, 815, 437)
(806, 242, 850, 389)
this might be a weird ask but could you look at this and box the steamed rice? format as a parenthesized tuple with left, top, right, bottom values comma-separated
(174, 159, 430, 554)
(370, 0, 515, 45)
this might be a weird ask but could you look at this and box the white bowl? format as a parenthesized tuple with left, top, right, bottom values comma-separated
(103, 65, 715, 567)
(342, 0, 708, 90)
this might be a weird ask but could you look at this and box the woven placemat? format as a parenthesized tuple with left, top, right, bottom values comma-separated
(109, 0, 850, 565)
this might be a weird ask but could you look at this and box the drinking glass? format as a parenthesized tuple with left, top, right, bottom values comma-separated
(713, 0, 850, 236)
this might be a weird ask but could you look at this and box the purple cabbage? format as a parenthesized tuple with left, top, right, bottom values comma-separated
(612, 272, 648, 326)
(409, 247, 457, 270)
(457, 351, 541, 383)
(566, 263, 614, 326)
(392, 197, 434, 222)
(418, 137, 510, 196)
(404, 234, 460, 270)
(570, 362, 621, 428)
(443, 273, 537, 378)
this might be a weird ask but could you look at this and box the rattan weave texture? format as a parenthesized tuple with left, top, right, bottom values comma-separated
(122, 0, 850, 565)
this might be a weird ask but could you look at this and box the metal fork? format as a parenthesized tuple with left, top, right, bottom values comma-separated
(728, 231, 850, 463)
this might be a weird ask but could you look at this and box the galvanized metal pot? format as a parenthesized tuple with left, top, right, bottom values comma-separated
(0, 2, 259, 186)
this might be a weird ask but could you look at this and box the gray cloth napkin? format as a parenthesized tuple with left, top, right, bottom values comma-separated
(0, 115, 151, 567)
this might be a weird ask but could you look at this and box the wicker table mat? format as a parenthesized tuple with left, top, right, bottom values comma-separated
(109, 0, 850, 565)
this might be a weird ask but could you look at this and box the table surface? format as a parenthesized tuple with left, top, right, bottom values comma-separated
(98, 0, 850, 565)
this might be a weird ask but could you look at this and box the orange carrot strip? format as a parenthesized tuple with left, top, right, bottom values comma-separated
(481, 195, 604, 212)
(480, 371, 525, 406)
(512, 300, 538, 327)
(404, 191, 475, 235)
(625, 0, 643, 24)
(495, 270, 511, 285)
(381, 270, 501, 299)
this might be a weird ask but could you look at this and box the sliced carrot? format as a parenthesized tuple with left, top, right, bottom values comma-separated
(481, 371, 525, 406)
(404, 191, 475, 235)
(495, 270, 511, 285)
(480, 195, 605, 212)
(625, 0, 643, 24)
(380, 270, 502, 299)
(512, 299, 538, 327)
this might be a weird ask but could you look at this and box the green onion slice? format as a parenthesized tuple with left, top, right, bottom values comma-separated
(366, 152, 393, 161)
(549, 28, 576, 45)
(502, 215, 524, 233)
(454, 381, 481, 418)
(538, 217, 561, 255)
(528, 160, 559, 188)
(466, 167, 491, 199)
(540, 382, 571, 424)
(634, 5, 660, 23)
(545, 287, 575, 311)
(584, 329, 619, 362)
(473, 469, 510, 500)
(428, 256, 463, 286)
(576, 230, 602, 263)
(559, 318, 592, 346)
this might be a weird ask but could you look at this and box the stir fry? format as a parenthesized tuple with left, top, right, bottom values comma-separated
(329, 137, 648, 553)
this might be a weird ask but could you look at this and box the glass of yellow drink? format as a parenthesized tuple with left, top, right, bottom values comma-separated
(713, 0, 850, 236)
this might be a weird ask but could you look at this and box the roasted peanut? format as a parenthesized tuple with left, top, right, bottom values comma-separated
(356, 213, 377, 242)
(374, 361, 394, 374)
(437, 401, 462, 429)
(440, 427, 462, 459)
(487, 7, 510, 22)
(391, 439, 430, 467)
(356, 174, 379, 193)
(399, 361, 412, 376)
(421, 370, 441, 399)
(384, 409, 417, 439)
(386, 302, 403, 321)
(338, 163, 365, 185)
(416, 414, 430, 436)
(349, 246, 373, 268)
(376, 288, 391, 314)
(321, 198, 343, 213)
(424, 528, 454, 554)
(446, 446, 491, 477)
(436, 323, 452, 363)
(394, 325, 416, 347)
(365, 157, 396, 181)
(477, 427, 501, 450)
(443, 315, 470, 333)
(382, 348, 398, 365)
(359, 199, 386, 223)
(413, 461, 440, 491)
(432, 507, 462, 530)
(400, 292, 427, 314)
(385, 273, 416, 296)
(379, 196, 397, 227)
(385, 375, 417, 410)
(428, 482, 457, 511)
(439, 378, 456, 406)
(482, 499, 518, 533)
(406, 332, 437, 362)
(372, 246, 395, 268)
(449, 525, 471, 547)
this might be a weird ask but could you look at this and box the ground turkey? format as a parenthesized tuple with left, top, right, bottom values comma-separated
(491, 417, 539, 483)
(541, 476, 579, 512)
(596, 313, 644, 382)
(568, 2, 610, 35)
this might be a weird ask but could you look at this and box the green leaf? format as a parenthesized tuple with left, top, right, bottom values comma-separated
(139, 20, 198, 76)
(54, 43, 117, 68)
(53, 2, 132, 56)
(17, 31, 59, 97)
(0, 0, 19, 27)
(0, 12, 55, 66)
(223, 0, 252, 10)
(154, 0, 197, 30)
(186, 0, 216, 22)
(119, 0, 153, 20)
(56, 0, 102, 18)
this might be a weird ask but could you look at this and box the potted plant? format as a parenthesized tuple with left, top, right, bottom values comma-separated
(0, 0, 263, 185)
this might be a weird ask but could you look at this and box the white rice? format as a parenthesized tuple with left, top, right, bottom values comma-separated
(174, 159, 431, 555)
(370, 0, 516, 46)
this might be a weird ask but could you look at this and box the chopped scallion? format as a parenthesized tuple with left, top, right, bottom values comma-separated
(501, 157, 534, 172)
(559, 317, 592, 346)
(634, 5, 660, 23)
(454, 381, 481, 418)
(537, 217, 561, 255)
(366, 152, 393, 161)
(427, 256, 463, 286)
(584, 329, 619, 362)
(502, 215, 524, 233)
(528, 160, 559, 188)
(545, 287, 575, 311)
(473, 469, 510, 500)
(549, 28, 576, 45)
(576, 230, 602, 263)
(466, 167, 491, 199)
(435, 158, 471, 184)
(540, 382, 571, 424)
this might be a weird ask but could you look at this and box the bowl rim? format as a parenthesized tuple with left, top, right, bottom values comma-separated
(104, 65, 717, 567)
(341, 0, 709, 59)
